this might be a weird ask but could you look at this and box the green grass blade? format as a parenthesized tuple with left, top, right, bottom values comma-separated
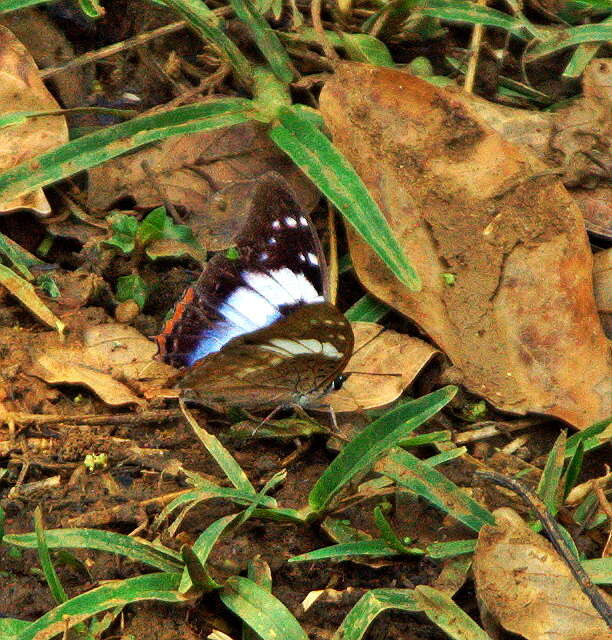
(0, 0, 52, 12)
(0, 232, 45, 280)
(374, 505, 411, 552)
(0, 100, 252, 206)
(426, 539, 477, 559)
(33, 507, 68, 605)
(182, 404, 255, 493)
(339, 33, 395, 66)
(289, 540, 417, 563)
(220, 576, 308, 640)
(179, 513, 241, 592)
(345, 295, 390, 322)
(163, 0, 254, 87)
(562, 439, 584, 499)
(417, 0, 538, 38)
(244, 558, 272, 640)
(414, 585, 492, 640)
(384, 449, 495, 532)
(536, 431, 566, 516)
(269, 106, 421, 291)
(526, 22, 612, 62)
(307, 386, 457, 516)
(583, 557, 612, 585)
(3, 528, 183, 572)
(565, 416, 611, 458)
(228, 0, 294, 82)
(332, 589, 419, 640)
(15, 573, 184, 640)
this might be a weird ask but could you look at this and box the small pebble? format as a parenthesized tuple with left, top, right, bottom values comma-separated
(115, 300, 140, 323)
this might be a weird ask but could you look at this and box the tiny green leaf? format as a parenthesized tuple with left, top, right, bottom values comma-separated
(116, 274, 148, 309)
(105, 213, 139, 254)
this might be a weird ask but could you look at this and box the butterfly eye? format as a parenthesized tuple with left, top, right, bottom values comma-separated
(332, 374, 348, 391)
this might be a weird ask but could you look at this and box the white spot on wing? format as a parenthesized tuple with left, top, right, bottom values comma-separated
(260, 338, 341, 359)
(272, 220, 281, 230)
(307, 252, 319, 266)
(259, 252, 268, 261)
(268, 237, 277, 245)
(299, 216, 308, 226)
(285, 216, 297, 227)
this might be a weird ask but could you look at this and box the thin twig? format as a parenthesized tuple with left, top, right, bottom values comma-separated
(140, 160, 183, 224)
(3, 409, 182, 427)
(40, 21, 188, 79)
(327, 203, 338, 306)
(593, 466, 612, 558)
(311, 0, 338, 60)
(476, 470, 612, 628)
(464, 0, 487, 93)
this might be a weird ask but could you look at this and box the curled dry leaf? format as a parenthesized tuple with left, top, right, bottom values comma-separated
(473, 507, 612, 640)
(87, 121, 320, 250)
(320, 62, 610, 429)
(0, 25, 68, 215)
(326, 322, 439, 412)
(30, 324, 175, 406)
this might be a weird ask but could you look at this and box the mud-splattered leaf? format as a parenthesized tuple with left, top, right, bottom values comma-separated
(320, 63, 610, 429)
(0, 25, 68, 214)
(473, 508, 612, 640)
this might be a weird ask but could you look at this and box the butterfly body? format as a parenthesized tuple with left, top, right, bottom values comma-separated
(157, 174, 353, 411)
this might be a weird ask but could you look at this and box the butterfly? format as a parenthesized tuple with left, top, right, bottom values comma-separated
(156, 173, 354, 412)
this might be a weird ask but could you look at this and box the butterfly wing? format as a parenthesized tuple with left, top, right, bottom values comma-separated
(177, 302, 354, 410)
(157, 174, 328, 369)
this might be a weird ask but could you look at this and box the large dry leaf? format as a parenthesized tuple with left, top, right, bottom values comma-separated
(320, 63, 610, 429)
(87, 121, 320, 250)
(326, 322, 439, 412)
(594, 249, 611, 338)
(0, 25, 68, 214)
(30, 324, 174, 406)
(473, 507, 612, 640)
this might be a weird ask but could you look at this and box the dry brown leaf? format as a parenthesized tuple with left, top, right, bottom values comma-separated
(326, 322, 439, 412)
(473, 507, 612, 640)
(0, 25, 68, 214)
(572, 186, 612, 243)
(320, 62, 610, 429)
(593, 249, 611, 338)
(87, 121, 320, 250)
(30, 324, 174, 406)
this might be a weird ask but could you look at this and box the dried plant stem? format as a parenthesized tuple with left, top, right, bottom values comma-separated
(464, 0, 487, 93)
(40, 21, 188, 79)
(311, 0, 338, 60)
(2, 409, 182, 427)
(327, 204, 338, 305)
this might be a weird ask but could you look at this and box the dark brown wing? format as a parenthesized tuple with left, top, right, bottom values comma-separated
(177, 303, 354, 410)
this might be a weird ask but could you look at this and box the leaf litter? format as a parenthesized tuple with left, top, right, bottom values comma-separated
(0, 6, 610, 640)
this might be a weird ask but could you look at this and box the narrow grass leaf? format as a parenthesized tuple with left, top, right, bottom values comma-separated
(0, 0, 52, 12)
(244, 558, 272, 640)
(269, 107, 421, 291)
(563, 40, 605, 79)
(426, 539, 477, 559)
(163, 0, 253, 86)
(525, 22, 612, 62)
(4, 528, 183, 572)
(308, 386, 457, 516)
(417, 0, 539, 39)
(15, 573, 184, 640)
(345, 295, 390, 322)
(252, 506, 306, 523)
(562, 439, 584, 499)
(414, 585, 492, 639)
(220, 576, 308, 640)
(181, 544, 219, 592)
(0, 100, 252, 206)
(229, 0, 294, 82)
(289, 540, 417, 564)
(374, 505, 411, 552)
(33, 507, 68, 605)
(384, 449, 495, 532)
(332, 589, 419, 640)
(0, 232, 45, 280)
(583, 557, 612, 585)
(566, 416, 611, 458)
(179, 513, 241, 593)
(181, 399, 255, 493)
(0, 265, 64, 334)
(536, 431, 566, 516)
(398, 430, 451, 448)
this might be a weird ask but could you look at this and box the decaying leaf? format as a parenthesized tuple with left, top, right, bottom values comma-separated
(0, 25, 68, 214)
(593, 249, 611, 338)
(320, 62, 610, 429)
(30, 324, 174, 406)
(326, 322, 439, 412)
(473, 507, 612, 640)
(87, 121, 320, 250)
